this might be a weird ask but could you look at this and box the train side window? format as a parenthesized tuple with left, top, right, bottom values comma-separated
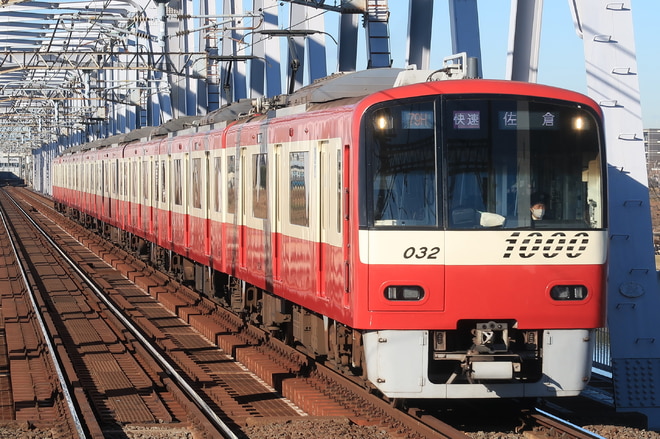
(227, 155, 236, 214)
(253, 153, 268, 219)
(161, 160, 167, 203)
(214, 157, 222, 213)
(154, 160, 159, 203)
(98, 162, 102, 193)
(143, 160, 149, 201)
(337, 149, 342, 233)
(174, 159, 182, 206)
(120, 162, 125, 197)
(192, 157, 201, 209)
(289, 151, 309, 227)
(132, 161, 138, 200)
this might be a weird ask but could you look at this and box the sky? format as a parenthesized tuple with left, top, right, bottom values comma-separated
(316, 1, 660, 129)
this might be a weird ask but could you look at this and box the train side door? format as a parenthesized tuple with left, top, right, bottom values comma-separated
(239, 147, 247, 269)
(273, 144, 282, 281)
(204, 150, 211, 256)
(167, 153, 173, 243)
(184, 152, 190, 248)
(100, 159, 106, 218)
(111, 158, 117, 219)
(224, 148, 240, 273)
(319, 140, 343, 299)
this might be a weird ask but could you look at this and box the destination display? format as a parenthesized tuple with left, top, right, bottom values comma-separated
(451, 110, 561, 131)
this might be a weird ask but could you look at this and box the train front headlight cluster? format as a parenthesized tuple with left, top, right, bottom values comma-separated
(550, 285, 587, 301)
(384, 285, 424, 301)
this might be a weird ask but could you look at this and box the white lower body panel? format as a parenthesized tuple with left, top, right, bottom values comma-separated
(363, 329, 594, 399)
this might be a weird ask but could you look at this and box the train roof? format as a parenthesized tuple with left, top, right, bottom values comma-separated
(286, 68, 406, 105)
(58, 71, 408, 156)
(57, 55, 475, 156)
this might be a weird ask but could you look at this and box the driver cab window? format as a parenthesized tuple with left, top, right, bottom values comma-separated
(444, 98, 603, 230)
(367, 100, 438, 227)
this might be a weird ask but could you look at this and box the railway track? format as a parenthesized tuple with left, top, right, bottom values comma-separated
(0, 187, 304, 437)
(0, 188, 232, 437)
(0, 191, 79, 436)
(19, 188, 467, 437)
(2, 186, 646, 439)
(3, 187, 466, 437)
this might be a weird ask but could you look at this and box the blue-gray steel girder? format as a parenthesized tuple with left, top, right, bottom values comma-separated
(249, 0, 268, 98)
(506, 0, 543, 82)
(364, 0, 391, 68)
(147, 1, 173, 125)
(448, 0, 483, 77)
(221, 0, 248, 105)
(338, 13, 359, 72)
(288, 3, 308, 92)
(262, 1, 283, 98)
(407, 0, 433, 70)
(306, 11, 327, 81)
(572, 0, 660, 429)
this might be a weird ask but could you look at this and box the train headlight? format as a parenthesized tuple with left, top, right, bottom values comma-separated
(373, 109, 393, 132)
(572, 115, 589, 131)
(550, 285, 587, 301)
(384, 285, 425, 301)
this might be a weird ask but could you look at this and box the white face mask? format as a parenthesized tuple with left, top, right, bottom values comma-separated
(531, 208, 545, 220)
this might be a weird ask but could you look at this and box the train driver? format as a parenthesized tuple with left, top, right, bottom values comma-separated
(530, 192, 548, 221)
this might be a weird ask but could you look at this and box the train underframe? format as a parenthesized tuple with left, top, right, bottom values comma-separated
(66, 208, 594, 399)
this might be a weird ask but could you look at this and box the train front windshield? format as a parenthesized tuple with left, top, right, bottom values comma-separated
(362, 95, 604, 230)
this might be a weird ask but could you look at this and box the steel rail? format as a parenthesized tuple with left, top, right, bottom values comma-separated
(532, 407, 607, 439)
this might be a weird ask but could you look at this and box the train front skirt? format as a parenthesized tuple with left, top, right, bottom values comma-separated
(363, 329, 594, 398)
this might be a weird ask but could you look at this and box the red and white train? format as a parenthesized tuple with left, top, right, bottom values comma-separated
(53, 60, 607, 400)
